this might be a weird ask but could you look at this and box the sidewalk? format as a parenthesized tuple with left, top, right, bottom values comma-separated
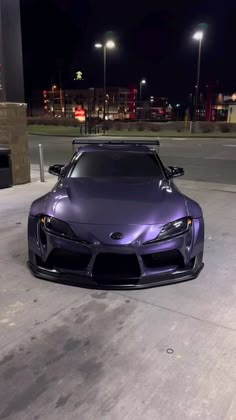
(0, 172, 236, 419)
(30, 164, 54, 182)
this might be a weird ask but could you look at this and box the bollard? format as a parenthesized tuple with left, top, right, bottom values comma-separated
(189, 121, 193, 134)
(38, 144, 45, 182)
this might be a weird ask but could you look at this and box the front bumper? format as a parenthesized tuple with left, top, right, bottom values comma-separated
(28, 257, 204, 290)
(28, 216, 204, 289)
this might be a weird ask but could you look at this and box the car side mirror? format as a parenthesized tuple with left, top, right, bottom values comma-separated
(48, 164, 65, 177)
(168, 166, 185, 178)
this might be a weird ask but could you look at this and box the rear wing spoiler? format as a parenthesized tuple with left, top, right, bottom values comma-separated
(72, 138, 160, 150)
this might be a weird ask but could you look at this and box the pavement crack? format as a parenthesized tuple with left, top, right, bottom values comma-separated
(113, 291, 236, 333)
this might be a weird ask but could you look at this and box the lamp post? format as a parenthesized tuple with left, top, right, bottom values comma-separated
(95, 40, 115, 122)
(52, 85, 57, 117)
(140, 79, 146, 106)
(139, 79, 146, 120)
(193, 31, 204, 121)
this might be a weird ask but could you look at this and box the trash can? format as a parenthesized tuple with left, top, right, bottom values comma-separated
(0, 147, 12, 189)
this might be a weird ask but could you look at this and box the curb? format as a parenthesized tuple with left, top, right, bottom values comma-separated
(28, 132, 236, 140)
(28, 132, 86, 138)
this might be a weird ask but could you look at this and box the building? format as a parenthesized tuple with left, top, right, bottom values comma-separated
(189, 87, 236, 122)
(222, 94, 236, 123)
(41, 87, 172, 121)
(42, 86, 136, 120)
(203, 92, 236, 122)
(136, 96, 172, 121)
(227, 104, 236, 123)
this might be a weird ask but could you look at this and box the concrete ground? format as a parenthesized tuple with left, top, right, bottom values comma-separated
(0, 140, 236, 419)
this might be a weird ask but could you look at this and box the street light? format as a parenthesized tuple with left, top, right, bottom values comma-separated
(95, 39, 116, 121)
(51, 85, 57, 117)
(193, 30, 204, 121)
(106, 40, 115, 49)
(139, 79, 147, 119)
(140, 79, 146, 104)
(193, 31, 204, 41)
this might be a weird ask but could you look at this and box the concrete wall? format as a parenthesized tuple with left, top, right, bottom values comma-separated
(0, 103, 30, 185)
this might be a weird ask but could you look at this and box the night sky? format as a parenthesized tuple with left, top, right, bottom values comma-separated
(21, 0, 236, 102)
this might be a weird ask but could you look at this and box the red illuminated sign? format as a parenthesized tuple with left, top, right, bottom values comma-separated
(75, 107, 86, 122)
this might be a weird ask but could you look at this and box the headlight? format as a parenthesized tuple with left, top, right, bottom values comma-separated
(40, 216, 75, 239)
(144, 217, 192, 244)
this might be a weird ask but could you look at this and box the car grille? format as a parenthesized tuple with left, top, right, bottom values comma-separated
(142, 250, 184, 269)
(93, 253, 141, 279)
(37, 249, 91, 271)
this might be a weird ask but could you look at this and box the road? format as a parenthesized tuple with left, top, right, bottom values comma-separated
(29, 135, 236, 185)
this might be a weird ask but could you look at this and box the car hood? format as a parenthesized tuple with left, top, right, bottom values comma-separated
(45, 177, 188, 225)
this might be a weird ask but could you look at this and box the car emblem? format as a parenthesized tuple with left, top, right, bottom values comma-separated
(110, 232, 123, 240)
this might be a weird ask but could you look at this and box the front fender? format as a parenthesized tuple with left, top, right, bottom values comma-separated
(30, 193, 50, 217)
(184, 196, 203, 219)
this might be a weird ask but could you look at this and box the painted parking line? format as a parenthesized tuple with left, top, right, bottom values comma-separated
(170, 138, 188, 141)
(224, 144, 236, 147)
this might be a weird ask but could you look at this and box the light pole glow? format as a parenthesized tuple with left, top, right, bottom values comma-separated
(94, 39, 116, 122)
(193, 30, 204, 121)
(140, 79, 147, 105)
(106, 40, 115, 49)
(193, 31, 204, 41)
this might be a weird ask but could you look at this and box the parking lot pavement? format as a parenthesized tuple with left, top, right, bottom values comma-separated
(29, 134, 236, 184)
(0, 174, 236, 419)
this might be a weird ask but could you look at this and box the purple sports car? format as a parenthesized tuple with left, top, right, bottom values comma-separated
(28, 139, 204, 289)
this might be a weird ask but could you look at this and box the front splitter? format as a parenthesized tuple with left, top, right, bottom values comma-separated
(28, 261, 204, 290)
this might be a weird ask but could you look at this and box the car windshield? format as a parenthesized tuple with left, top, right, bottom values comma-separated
(70, 151, 163, 178)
